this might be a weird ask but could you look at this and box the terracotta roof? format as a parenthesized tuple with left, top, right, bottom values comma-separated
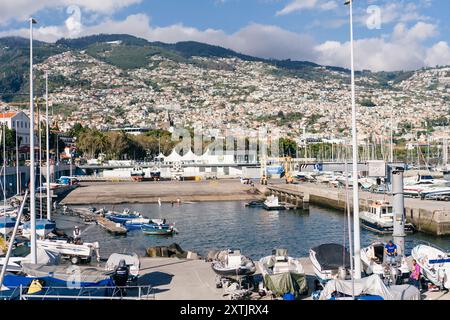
(0, 111, 18, 119)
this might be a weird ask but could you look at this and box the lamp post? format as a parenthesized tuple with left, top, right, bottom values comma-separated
(344, 0, 362, 279)
(29, 17, 38, 264)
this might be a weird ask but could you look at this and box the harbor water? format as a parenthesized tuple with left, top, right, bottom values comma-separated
(56, 201, 449, 259)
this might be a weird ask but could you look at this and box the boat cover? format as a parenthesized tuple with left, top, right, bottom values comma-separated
(21, 263, 111, 283)
(263, 272, 308, 298)
(312, 244, 351, 269)
(319, 275, 421, 300)
(23, 248, 60, 265)
(106, 253, 140, 277)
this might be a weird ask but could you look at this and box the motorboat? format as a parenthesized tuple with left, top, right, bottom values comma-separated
(125, 218, 170, 230)
(258, 249, 308, 297)
(263, 195, 285, 211)
(360, 200, 415, 234)
(21, 219, 56, 238)
(141, 224, 178, 236)
(105, 209, 143, 223)
(318, 274, 420, 300)
(411, 244, 450, 290)
(309, 243, 352, 284)
(36, 239, 100, 264)
(0, 257, 24, 273)
(131, 166, 145, 182)
(211, 249, 256, 277)
(360, 242, 410, 284)
(0, 217, 16, 235)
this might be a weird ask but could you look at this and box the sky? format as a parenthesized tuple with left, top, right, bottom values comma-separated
(0, 0, 449, 71)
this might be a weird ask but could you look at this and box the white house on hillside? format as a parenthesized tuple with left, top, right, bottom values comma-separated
(0, 111, 31, 146)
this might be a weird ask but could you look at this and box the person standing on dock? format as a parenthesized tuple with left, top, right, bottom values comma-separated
(158, 198, 162, 206)
(410, 259, 421, 290)
(384, 240, 398, 265)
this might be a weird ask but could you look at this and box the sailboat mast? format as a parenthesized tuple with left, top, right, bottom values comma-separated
(16, 127, 19, 195)
(45, 72, 51, 220)
(347, 0, 362, 279)
(29, 17, 37, 264)
(2, 124, 5, 214)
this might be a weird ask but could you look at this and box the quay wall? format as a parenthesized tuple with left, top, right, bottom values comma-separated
(264, 183, 450, 236)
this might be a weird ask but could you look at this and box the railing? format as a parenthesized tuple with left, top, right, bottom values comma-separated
(6, 285, 156, 301)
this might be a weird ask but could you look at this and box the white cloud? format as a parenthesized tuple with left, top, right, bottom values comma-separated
(425, 41, 450, 67)
(315, 22, 449, 71)
(276, 0, 317, 16)
(0, 0, 141, 25)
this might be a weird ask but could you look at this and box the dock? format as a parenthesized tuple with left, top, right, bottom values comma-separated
(61, 207, 128, 235)
(136, 256, 449, 300)
(260, 183, 450, 236)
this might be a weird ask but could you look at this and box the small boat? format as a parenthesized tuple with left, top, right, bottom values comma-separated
(0, 216, 16, 235)
(36, 239, 100, 264)
(318, 274, 420, 300)
(360, 200, 415, 234)
(245, 200, 264, 208)
(141, 224, 177, 236)
(263, 195, 285, 211)
(150, 166, 161, 181)
(21, 219, 56, 238)
(105, 209, 142, 223)
(124, 218, 169, 230)
(309, 243, 352, 284)
(258, 249, 308, 297)
(360, 242, 410, 284)
(0, 257, 24, 273)
(211, 249, 256, 277)
(411, 244, 450, 290)
(131, 166, 145, 182)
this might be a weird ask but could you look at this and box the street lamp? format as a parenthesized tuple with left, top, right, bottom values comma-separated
(344, 0, 362, 279)
(29, 17, 38, 264)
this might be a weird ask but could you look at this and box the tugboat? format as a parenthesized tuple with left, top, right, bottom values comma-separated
(131, 166, 145, 182)
(360, 200, 415, 234)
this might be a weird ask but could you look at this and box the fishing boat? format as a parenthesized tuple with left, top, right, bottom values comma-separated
(411, 244, 450, 290)
(141, 224, 177, 236)
(318, 274, 420, 300)
(360, 242, 410, 284)
(309, 243, 352, 284)
(263, 195, 285, 211)
(131, 166, 145, 182)
(211, 249, 256, 277)
(0, 217, 16, 235)
(360, 200, 415, 234)
(258, 249, 308, 297)
(21, 219, 56, 238)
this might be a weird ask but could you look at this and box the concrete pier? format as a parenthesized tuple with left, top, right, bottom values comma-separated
(61, 180, 262, 205)
(262, 183, 450, 236)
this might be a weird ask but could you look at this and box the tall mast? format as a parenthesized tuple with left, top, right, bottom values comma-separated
(45, 72, 51, 220)
(16, 126, 19, 195)
(29, 17, 37, 264)
(345, 0, 362, 278)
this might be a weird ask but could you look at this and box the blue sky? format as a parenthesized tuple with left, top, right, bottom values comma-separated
(1, 0, 449, 71)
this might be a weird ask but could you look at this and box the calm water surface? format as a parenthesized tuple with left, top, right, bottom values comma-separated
(55, 202, 449, 259)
